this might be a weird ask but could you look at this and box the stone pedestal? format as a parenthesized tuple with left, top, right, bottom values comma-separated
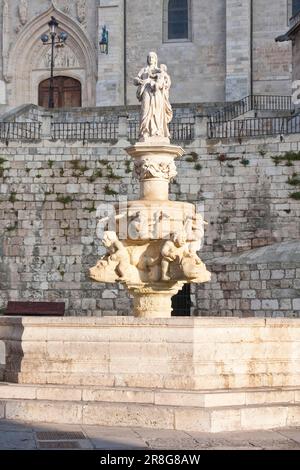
(1, 316, 300, 432)
(128, 282, 185, 318)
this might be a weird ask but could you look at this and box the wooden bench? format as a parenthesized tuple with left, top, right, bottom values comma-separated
(6, 301, 65, 317)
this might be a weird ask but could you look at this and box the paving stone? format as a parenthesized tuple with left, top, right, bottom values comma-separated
(133, 428, 200, 450)
(31, 422, 84, 433)
(275, 427, 300, 444)
(0, 420, 34, 432)
(83, 425, 147, 450)
(0, 431, 36, 450)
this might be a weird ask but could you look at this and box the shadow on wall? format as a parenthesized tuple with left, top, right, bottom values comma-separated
(0, 318, 24, 382)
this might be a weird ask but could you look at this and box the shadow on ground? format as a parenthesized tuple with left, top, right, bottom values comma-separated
(1, 419, 300, 450)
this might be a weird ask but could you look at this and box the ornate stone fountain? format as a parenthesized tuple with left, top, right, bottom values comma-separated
(90, 52, 211, 317)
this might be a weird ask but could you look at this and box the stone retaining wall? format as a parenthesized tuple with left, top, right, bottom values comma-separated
(0, 132, 299, 316)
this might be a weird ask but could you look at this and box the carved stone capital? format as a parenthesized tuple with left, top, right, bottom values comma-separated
(127, 282, 185, 318)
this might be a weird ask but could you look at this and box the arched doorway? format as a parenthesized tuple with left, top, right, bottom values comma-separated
(38, 76, 82, 108)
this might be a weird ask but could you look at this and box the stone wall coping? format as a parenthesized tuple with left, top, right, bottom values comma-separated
(210, 241, 300, 266)
(0, 316, 300, 328)
(2, 132, 300, 148)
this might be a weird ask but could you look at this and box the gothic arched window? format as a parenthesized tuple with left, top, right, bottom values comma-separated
(163, 0, 192, 42)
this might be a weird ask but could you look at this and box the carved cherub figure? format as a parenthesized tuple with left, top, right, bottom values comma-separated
(161, 232, 188, 281)
(102, 231, 130, 280)
(128, 211, 153, 240)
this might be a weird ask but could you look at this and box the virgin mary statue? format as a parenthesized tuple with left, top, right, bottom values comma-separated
(134, 52, 173, 142)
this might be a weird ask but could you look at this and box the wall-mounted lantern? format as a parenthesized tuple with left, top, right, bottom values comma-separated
(99, 26, 109, 54)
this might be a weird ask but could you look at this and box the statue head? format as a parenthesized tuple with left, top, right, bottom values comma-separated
(160, 64, 167, 72)
(172, 232, 186, 248)
(102, 231, 118, 248)
(147, 51, 158, 68)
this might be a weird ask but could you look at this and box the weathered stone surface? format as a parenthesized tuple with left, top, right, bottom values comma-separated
(1, 317, 300, 392)
(5, 401, 83, 424)
(241, 406, 289, 430)
(82, 402, 174, 428)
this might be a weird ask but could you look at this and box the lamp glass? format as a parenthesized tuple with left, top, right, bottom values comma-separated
(99, 26, 108, 54)
(100, 42, 108, 54)
(41, 33, 49, 43)
(59, 31, 68, 42)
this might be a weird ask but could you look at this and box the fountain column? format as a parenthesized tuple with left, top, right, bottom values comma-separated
(90, 52, 211, 318)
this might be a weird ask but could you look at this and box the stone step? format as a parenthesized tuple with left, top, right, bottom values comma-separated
(1, 395, 300, 433)
(5, 369, 300, 391)
(1, 382, 300, 407)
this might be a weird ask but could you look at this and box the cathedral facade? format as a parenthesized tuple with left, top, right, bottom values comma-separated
(0, 0, 296, 109)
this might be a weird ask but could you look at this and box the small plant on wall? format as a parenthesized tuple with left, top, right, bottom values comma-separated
(240, 157, 250, 166)
(57, 195, 73, 205)
(104, 184, 118, 196)
(287, 171, 300, 200)
(217, 153, 239, 163)
(0, 157, 7, 177)
(9, 192, 18, 203)
(272, 150, 300, 167)
(290, 192, 300, 200)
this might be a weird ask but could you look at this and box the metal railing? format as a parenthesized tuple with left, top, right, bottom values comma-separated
(207, 115, 300, 139)
(169, 122, 195, 141)
(208, 95, 293, 125)
(0, 122, 41, 140)
(51, 122, 118, 141)
(128, 121, 139, 142)
(128, 121, 195, 142)
(252, 94, 292, 111)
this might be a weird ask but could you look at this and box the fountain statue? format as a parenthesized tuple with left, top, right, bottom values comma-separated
(90, 52, 211, 317)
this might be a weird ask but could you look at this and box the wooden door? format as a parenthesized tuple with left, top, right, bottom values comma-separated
(38, 76, 81, 108)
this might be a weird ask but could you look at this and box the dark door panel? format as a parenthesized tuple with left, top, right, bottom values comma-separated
(38, 76, 81, 108)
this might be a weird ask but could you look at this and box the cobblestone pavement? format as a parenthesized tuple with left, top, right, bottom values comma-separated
(0, 420, 300, 450)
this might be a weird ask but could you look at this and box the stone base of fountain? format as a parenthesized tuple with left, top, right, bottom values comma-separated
(1, 316, 300, 432)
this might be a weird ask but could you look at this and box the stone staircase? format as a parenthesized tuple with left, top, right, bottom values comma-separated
(1, 382, 300, 433)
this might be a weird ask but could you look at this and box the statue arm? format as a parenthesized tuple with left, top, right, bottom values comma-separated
(115, 239, 126, 252)
(134, 77, 142, 86)
(156, 73, 165, 90)
(165, 75, 171, 89)
(134, 68, 146, 86)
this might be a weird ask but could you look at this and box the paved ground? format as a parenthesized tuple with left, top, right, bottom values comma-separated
(1, 420, 300, 450)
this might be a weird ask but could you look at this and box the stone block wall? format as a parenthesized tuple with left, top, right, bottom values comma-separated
(197, 252, 300, 317)
(0, 129, 299, 316)
(0, 1, 293, 107)
(253, 0, 292, 95)
(126, 0, 227, 104)
(226, 0, 252, 100)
